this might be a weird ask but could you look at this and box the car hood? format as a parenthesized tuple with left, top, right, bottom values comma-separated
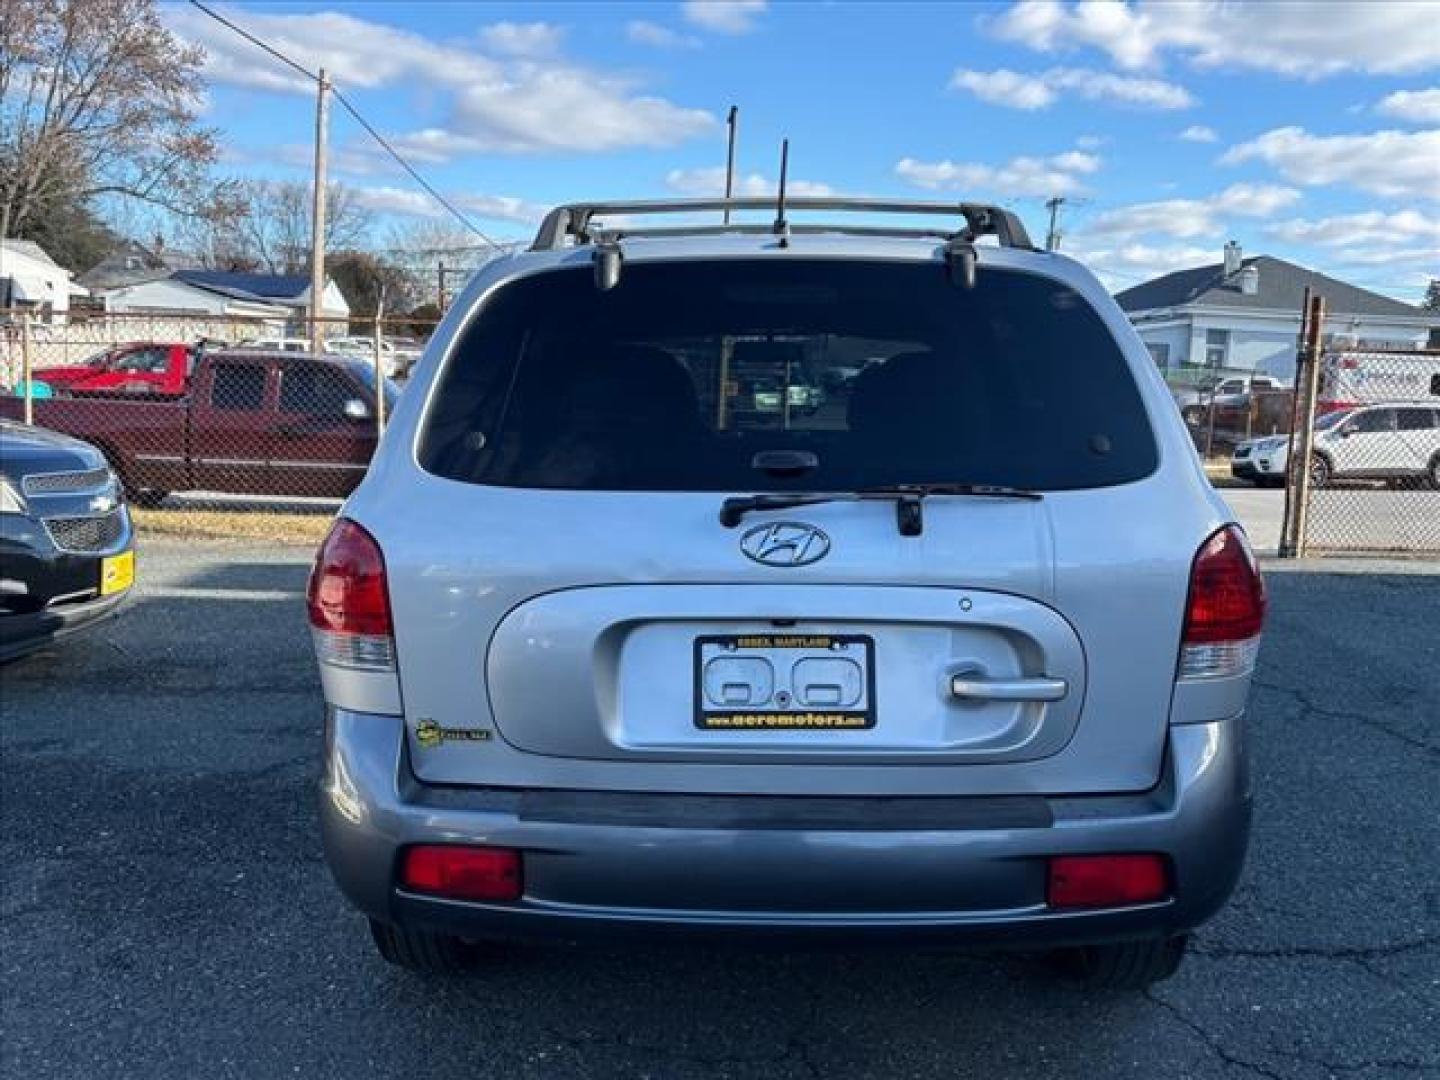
(0, 420, 107, 479)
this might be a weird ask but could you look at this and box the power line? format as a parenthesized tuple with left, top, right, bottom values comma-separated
(187, 0, 315, 83)
(185, 0, 500, 249)
(328, 88, 500, 251)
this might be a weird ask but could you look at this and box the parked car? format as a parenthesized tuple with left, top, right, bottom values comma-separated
(0, 420, 134, 661)
(1173, 375, 1287, 426)
(1234, 403, 1440, 488)
(322, 337, 412, 380)
(236, 336, 312, 353)
(0, 352, 396, 502)
(31, 342, 194, 398)
(310, 197, 1264, 989)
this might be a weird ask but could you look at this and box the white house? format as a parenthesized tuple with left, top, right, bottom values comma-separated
(0, 239, 88, 323)
(101, 269, 350, 329)
(1116, 242, 1436, 384)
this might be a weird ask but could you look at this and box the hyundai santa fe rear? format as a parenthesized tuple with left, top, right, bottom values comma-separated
(311, 198, 1264, 989)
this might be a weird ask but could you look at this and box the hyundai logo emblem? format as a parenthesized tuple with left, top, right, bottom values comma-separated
(739, 522, 831, 567)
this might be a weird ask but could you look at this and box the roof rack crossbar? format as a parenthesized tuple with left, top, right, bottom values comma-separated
(530, 197, 1035, 252)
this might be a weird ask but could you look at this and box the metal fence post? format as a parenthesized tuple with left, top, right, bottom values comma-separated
(20, 310, 33, 426)
(372, 311, 385, 436)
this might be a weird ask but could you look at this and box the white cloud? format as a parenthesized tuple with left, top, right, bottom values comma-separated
(986, 0, 1440, 79)
(951, 68, 1056, 109)
(1221, 127, 1440, 201)
(626, 20, 700, 49)
(1067, 241, 1220, 290)
(478, 21, 564, 57)
(1179, 124, 1218, 143)
(1081, 184, 1302, 240)
(682, 1, 767, 35)
(895, 149, 1104, 197)
(165, 6, 715, 155)
(665, 167, 833, 198)
(1075, 134, 1106, 149)
(1266, 209, 1440, 248)
(352, 186, 544, 225)
(950, 66, 1194, 110)
(1376, 88, 1440, 124)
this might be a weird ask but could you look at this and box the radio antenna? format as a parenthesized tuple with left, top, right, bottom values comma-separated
(773, 138, 790, 247)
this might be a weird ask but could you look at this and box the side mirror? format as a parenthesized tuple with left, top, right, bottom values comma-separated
(343, 398, 372, 422)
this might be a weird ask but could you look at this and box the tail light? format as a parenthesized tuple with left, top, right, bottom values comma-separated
(1048, 854, 1168, 908)
(1179, 525, 1265, 680)
(307, 518, 395, 671)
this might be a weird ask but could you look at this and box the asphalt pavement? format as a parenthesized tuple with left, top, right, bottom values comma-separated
(2, 540, 1437, 1080)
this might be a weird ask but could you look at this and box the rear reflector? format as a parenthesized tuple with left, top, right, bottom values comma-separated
(1179, 525, 1265, 679)
(1048, 854, 1168, 909)
(307, 518, 394, 672)
(400, 845, 523, 902)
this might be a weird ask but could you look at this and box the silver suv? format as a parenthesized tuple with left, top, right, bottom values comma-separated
(310, 198, 1265, 989)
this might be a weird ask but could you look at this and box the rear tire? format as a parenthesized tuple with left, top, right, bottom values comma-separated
(368, 919, 479, 974)
(1055, 935, 1188, 990)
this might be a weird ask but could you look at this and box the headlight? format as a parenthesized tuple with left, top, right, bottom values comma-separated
(0, 479, 26, 515)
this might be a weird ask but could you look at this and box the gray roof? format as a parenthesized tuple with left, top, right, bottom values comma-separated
(78, 241, 198, 290)
(1115, 255, 1424, 320)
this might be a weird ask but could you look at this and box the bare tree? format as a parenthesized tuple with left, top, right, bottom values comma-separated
(0, 0, 221, 240)
(223, 179, 373, 274)
(383, 218, 513, 307)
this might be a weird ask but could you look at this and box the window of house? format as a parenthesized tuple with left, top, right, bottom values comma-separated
(1204, 329, 1230, 369)
(210, 364, 266, 411)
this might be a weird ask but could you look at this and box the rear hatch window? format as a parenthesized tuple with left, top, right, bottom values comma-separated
(419, 259, 1156, 491)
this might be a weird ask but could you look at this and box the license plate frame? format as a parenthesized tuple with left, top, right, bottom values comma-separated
(693, 633, 876, 731)
(100, 550, 134, 596)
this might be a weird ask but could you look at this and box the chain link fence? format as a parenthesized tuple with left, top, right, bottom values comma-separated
(1, 309, 435, 521)
(1291, 348, 1440, 555)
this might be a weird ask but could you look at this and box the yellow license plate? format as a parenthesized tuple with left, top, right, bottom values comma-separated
(100, 550, 135, 596)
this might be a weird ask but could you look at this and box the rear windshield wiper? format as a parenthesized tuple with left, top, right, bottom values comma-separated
(719, 483, 1041, 534)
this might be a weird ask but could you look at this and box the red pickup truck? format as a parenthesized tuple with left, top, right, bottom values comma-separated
(1, 351, 392, 502)
(33, 342, 194, 397)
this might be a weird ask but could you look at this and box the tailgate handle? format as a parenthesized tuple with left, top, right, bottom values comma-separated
(950, 674, 1067, 703)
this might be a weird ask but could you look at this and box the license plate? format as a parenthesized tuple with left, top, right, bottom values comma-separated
(100, 550, 134, 596)
(694, 633, 875, 731)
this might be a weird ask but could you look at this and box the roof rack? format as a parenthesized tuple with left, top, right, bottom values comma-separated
(530, 197, 1036, 252)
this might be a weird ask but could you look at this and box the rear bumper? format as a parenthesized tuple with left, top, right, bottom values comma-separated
(320, 711, 1251, 948)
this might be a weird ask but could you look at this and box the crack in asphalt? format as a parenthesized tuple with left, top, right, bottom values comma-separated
(1252, 678, 1440, 759)
(1143, 990, 1287, 1080)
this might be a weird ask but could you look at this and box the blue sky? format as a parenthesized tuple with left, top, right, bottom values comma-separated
(164, 0, 1439, 300)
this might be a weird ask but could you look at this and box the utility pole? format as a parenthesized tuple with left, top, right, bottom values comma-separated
(722, 105, 738, 224)
(1044, 196, 1065, 251)
(308, 67, 330, 351)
